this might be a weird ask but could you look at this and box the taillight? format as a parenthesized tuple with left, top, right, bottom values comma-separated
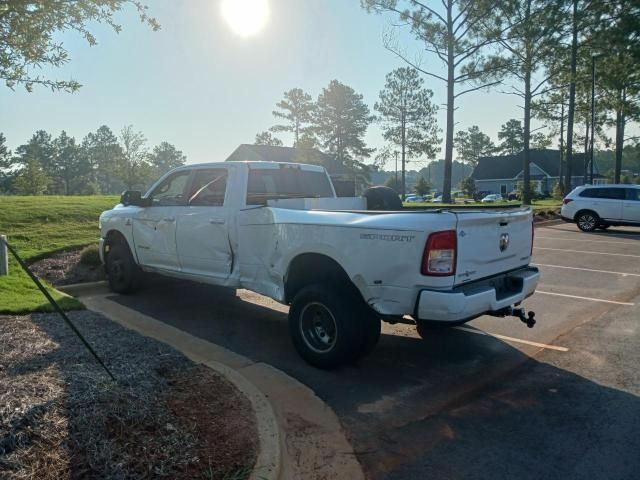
(563, 198, 573, 205)
(422, 230, 457, 276)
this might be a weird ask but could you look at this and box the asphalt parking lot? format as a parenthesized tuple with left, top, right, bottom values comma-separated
(79, 221, 640, 479)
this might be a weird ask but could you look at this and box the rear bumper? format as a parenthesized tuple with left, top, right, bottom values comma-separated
(415, 266, 539, 323)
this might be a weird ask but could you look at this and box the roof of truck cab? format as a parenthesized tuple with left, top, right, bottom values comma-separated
(176, 161, 326, 171)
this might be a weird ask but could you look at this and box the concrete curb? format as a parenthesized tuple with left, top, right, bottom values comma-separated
(534, 218, 565, 227)
(61, 284, 280, 480)
(62, 284, 366, 480)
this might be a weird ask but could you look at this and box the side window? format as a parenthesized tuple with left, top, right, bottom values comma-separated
(601, 188, 625, 200)
(149, 171, 191, 206)
(188, 169, 228, 206)
(579, 188, 624, 200)
(579, 188, 600, 198)
(626, 189, 640, 201)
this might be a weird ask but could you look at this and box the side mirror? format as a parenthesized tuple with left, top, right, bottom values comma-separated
(120, 190, 151, 207)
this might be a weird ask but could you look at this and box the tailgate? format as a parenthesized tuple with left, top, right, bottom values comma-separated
(454, 208, 533, 285)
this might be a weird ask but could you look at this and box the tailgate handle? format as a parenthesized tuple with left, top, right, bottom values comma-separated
(499, 221, 509, 226)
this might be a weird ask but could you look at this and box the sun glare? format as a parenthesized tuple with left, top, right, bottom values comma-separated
(221, 0, 269, 37)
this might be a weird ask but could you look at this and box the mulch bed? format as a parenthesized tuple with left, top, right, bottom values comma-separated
(28, 249, 106, 286)
(0, 311, 258, 480)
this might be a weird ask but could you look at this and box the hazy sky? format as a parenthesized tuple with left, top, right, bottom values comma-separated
(1, 0, 628, 169)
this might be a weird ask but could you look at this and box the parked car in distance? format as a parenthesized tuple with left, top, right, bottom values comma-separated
(481, 194, 503, 203)
(431, 195, 443, 202)
(561, 184, 640, 231)
(507, 191, 520, 201)
(405, 195, 425, 203)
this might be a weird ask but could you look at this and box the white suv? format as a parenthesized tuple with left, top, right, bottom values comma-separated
(561, 184, 640, 231)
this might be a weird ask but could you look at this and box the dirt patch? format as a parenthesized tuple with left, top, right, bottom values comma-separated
(29, 249, 105, 286)
(0, 312, 258, 480)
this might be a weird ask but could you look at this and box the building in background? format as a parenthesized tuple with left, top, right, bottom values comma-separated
(471, 149, 605, 196)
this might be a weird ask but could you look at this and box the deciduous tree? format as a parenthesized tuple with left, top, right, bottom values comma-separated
(118, 125, 151, 190)
(0, 1, 159, 92)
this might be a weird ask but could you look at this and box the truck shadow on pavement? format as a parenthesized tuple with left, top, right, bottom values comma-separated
(105, 276, 640, 480)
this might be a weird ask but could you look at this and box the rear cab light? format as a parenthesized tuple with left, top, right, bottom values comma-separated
(422, 230, 457, 276)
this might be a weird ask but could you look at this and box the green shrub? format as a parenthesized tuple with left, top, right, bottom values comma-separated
(79, 244, 101, 266)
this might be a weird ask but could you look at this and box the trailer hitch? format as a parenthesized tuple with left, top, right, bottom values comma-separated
(489, 306, 536, 328)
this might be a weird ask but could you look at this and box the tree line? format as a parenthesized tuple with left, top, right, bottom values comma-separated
(362, 0, 639, 204)
(0, 127, 186, 195)
(0, 1, 638, 203)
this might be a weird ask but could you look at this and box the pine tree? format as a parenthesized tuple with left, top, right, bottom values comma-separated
(375, 67, 440, 197)
(270, 88, 316, 146)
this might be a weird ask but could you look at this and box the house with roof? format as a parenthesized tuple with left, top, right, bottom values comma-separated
(471, 149, 606, 196)
(225, 144, 356, 196)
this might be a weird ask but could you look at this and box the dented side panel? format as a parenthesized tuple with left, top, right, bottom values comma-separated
(237, 207, 457, 315)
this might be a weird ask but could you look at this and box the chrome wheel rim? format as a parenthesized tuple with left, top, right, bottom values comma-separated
(578, 214, 596, 230)
(299, 302, 337, 353)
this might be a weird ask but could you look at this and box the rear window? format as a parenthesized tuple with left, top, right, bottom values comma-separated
(247, 167, 334, 205)
(579, 187, 625, 200)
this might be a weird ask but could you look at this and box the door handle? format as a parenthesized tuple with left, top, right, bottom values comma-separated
(209, 218, 225, 224)
(162, 217, 175, 222)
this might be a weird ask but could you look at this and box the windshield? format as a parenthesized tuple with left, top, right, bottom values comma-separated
(246, 167, 334, 205)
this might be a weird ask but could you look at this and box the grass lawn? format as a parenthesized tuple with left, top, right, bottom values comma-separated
(0, 195, 119, 313)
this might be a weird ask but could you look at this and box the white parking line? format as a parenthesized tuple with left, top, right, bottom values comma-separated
(534, 263, 640, 277)
(536, 290, 635, 306)
(454, 326, 569, 352)
(535, 247, 640, 258)
(541, 228, 640, 240)
(536, 236, 638, 246)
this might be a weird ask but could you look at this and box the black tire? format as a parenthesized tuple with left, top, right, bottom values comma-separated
(105, 242, 142, 294)
(415, 320, 453, 339)
(576, 211, 599, 232)
(359, 307, 381, 357)
(364, 186, 403, 210)
(289, 284, 364, 369)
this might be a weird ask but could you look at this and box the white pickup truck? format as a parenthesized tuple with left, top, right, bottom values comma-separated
(99, 161, 539, 368)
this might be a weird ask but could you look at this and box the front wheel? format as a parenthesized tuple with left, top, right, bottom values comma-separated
(105, 242, 142, 294)
(576, 211, 599, 232)
(289, 285, 365, 369)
